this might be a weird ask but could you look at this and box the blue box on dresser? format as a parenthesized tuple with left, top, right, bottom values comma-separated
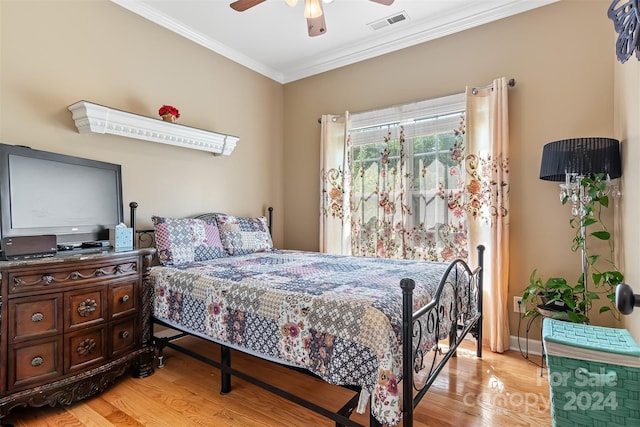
(542, 318, 640, 427)
(109, 225, 133, 251)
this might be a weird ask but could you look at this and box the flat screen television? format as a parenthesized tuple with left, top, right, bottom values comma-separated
(0, 143, 123, 245)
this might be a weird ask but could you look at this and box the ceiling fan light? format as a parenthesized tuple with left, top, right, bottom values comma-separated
(304, 0, 323, 19)
(322, 0, 334, 3)
(284, 0, 297, 7)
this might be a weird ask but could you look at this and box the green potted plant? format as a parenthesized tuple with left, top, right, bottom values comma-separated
(522, 173, 622, 324)
(522, 270, 590, 323)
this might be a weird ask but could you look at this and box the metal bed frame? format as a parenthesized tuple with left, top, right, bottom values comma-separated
(130, 203, 484, 427)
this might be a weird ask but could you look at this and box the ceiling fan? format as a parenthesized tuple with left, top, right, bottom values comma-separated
(230, 0, 395, 37)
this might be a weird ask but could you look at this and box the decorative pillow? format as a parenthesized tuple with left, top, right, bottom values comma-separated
(215, 214, 273, 256)
(152, 216, 227, 266)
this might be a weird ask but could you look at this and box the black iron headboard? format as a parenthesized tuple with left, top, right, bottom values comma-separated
(128, 202, 274, 250)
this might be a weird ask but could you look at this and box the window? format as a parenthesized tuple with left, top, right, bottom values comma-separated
(348, 93, 467, 261)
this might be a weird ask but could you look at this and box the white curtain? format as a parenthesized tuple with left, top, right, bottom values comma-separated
(465, 77, 511, 353)
(319, 113, 351, 254)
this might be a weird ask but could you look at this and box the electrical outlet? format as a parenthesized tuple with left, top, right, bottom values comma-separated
(514, 296, 523, 313)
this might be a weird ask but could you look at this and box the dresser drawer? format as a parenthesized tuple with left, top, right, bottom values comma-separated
(65, 287, 106, 331)
(110, 281, 137, 319)
(8, 258, 139, 294)
(8, 294, 63, 343)
(110, 318, 137, 357)
(8, 336, 63, 391)
(65, 326, 106, 374)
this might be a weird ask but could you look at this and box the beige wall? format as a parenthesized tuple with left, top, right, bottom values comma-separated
(282, 0, 620, 338)
(0, 0, 285, 246)
(616, 48, 640, 340)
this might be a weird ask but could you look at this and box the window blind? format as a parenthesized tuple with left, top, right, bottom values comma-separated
(350, 92, 465, 146)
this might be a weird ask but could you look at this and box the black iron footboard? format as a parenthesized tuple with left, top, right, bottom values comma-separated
(400, 245, 484, 427)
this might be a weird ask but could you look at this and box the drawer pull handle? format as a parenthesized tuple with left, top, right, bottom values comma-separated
(31, 312, 44, 322)
(77, 299, 97, 317)
(575, 367, 617, 384)
(120, 331, 129, 339)
(121, 294, 130, 303)
(31, 356, 44, 367)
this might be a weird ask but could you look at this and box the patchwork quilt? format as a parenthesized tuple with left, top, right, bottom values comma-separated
(150, 249, 466, 425)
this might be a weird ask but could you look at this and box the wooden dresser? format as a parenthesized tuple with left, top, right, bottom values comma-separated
(0, 248, 155, 419)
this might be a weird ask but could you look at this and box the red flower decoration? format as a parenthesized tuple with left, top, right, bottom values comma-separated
(158, 104, 180, 118)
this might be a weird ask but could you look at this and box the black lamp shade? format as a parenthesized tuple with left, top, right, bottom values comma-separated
(539, 137, 622, 182)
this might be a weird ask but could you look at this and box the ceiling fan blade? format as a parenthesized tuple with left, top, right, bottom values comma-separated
(307, 13, 327, 37)
(369, 0, 394, 5)
(230, 0, 266, 12)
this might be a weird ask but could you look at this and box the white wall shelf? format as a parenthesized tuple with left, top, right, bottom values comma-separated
(68, 101, 238, 155)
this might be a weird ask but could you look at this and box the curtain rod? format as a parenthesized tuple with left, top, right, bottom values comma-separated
(471, 78, 516, 95)
(317, 78, 516, 123)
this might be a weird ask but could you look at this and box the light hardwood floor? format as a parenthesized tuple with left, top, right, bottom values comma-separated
(3, 336, 552, 426)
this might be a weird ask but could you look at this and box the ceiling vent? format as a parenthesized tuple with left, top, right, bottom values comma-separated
(368, 11, 409, 31)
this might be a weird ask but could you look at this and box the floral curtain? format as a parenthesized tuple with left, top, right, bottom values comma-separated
(320, 113, 351, 255)
(349, 122, 469, 263)
(466, 77, 511, 353)
(319, 104, 473, 263)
